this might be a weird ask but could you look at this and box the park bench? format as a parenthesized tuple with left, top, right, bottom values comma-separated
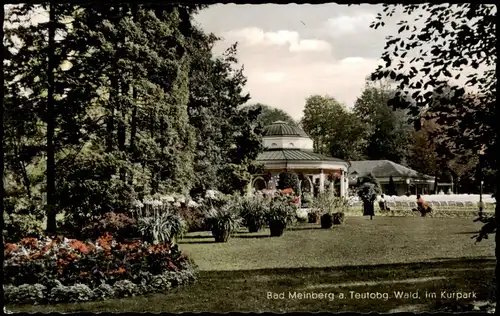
(465, 201, 474, 207)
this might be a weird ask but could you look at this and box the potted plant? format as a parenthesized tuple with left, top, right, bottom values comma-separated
(265, 196, 297, 237)
(311, 192, 346, 229)
(235, 195, 268, 233)
(133, 202, 186, 245)
(302, 192, 313, 208)
(307, 209, 320, 223)
(205, 202, 241, 242)
(357, 183, 378, 220)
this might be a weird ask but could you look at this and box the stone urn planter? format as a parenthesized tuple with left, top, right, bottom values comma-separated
(212, 227, 231, 243)
(247, 222, 261, 233)
(320, 214, 334, 229)
(269, 220, 286, 237)
(308, 211, 320, 223)
(333, 212, 345, 225)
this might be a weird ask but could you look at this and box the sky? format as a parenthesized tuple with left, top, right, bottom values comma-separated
(194, 4, 402, 120)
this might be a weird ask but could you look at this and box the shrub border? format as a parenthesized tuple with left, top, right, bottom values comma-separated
(4, 263, 197, 305)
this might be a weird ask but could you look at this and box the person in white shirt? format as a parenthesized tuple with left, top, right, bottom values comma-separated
(378, 194, 389, 211)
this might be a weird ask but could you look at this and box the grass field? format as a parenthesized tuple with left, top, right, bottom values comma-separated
(9, 216, 496, 313)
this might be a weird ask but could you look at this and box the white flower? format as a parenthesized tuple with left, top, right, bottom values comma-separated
(143, 198, 154, 205)
(132, 200, 144, 208)
(151, 199, 163, 207)
(173, 202, 181, 207)
(162, 195, 175, 202)
(187, 200, 198, 208)
(177, 196, 186, 204)
(205, 190, 217, 199)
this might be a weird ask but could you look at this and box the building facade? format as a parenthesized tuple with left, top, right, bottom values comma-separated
(251, 121, 349, 198)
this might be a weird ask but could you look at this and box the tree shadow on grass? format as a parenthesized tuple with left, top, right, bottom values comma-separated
(287, 226, 325, 231)
(232, 235, 270, 239)
(8, 257, 496, 314)
(178, 239, 217, 244)
(181, 234, 213, 239)
(454, 231, 480, 235)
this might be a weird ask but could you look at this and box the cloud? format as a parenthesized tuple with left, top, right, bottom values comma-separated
(224, 27, 331, 53)
(324, 12, 376, 36)
(221, 26, 385, 119)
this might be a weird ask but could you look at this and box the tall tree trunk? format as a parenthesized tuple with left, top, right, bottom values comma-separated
(128, 88, 137, 186)
(45, 3, 57, 234)
(118, 82, 126, 181)
(128, 4, 138, 186)
(0, 4, 4, 306)
(433, 174, 438, 194)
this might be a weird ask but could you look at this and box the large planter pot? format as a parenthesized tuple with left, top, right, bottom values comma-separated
(269, 220, 286, 237)
(333, 212, 345, 225)
(320, 214, 334, 229)
(212, 228, 231, 243)
(308, 212, 320, 223)
(248, 222, 261, 233)
(363, 201, 375, 218)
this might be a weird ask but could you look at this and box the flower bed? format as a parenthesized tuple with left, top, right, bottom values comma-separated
(3, 234, 197, 304)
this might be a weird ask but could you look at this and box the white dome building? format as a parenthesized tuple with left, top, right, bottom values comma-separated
(251, 121, 349, 197)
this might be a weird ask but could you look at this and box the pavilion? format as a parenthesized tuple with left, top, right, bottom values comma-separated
(250, 121, 349, 198)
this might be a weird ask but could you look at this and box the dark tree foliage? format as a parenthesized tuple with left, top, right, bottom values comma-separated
(387, 176, 397, 196)
(358, 173, 382, 195)
(277, 171, 301, 196)
(3, 3, 263, 232)
(371, 3, 497, 299)
(244, 103, 298, 128)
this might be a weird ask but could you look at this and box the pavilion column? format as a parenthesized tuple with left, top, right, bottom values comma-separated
(319, 169, 325, 192)
(340, 170, 346, 198)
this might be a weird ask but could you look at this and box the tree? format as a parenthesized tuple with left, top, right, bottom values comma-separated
(301, 95, 367, 160)
(370, 4, 495, 176)
(387, 176, 397, 196)
(371, 3, 497, 300)
(353, 80, 414, 164)
(1, 4, 5, 242)
(244, 103, 297, 127)
(277, 171, 300, 196)
(187, 30, 263, 197)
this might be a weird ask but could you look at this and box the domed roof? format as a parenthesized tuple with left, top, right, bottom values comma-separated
(263, 121, 309, 137)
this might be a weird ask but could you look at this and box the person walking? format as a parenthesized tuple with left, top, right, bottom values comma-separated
(413, 194, 432, 217)
(378, 194, 390, 211)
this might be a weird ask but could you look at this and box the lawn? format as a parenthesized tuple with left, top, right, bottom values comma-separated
(9, 216, 496, 313)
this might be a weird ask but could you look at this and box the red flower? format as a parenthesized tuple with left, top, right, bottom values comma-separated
(70, 240, 89, 254)
(20, 237, 39, 249)
(4, 243, 19, 256)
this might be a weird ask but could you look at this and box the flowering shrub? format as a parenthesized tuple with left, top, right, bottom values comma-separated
(4, 265, 196, 304)
(3, 213, 44, 243)
(80, 212, 137, 241)
(175, 205, 208, 232)
(4, 235, 196, 296)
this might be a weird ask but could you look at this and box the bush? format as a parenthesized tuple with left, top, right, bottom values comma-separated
(234, 195, 268, 232)
(265, 195, 297, 226)
(357, 183, 378, 203)
(2, 213, 44, 243)
(80, 212, 137, 241)
(4, 283, 46, 304)
(3, 235, 197, 304)
(175, 205, 208, 232)
(4, 235, 192, 288)
(205, 200, 242, 242)
(132, 202, 186, 244)
(277, 171, 300, 195)
(310, 192, 348, 215)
